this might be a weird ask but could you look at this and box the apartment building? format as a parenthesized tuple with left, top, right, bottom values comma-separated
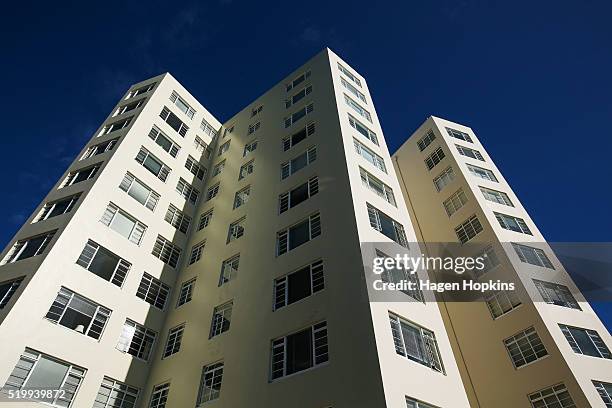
(0, 49, 471, 408)
(392, 116, 612, 407)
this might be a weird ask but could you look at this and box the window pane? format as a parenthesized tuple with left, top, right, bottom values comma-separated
(26, 356, 68, 391)
(571, 328, 600, 357)
(286, 328, 313, 375)
(89, 248, 119, 281)
(289, 221, 310, 250)
(111, 212, 135, 238)
(129, 180, 150, 205)
(288, 267, 312, 304)
(143, 156, 162, 175)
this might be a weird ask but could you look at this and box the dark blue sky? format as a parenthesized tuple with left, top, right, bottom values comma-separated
(1, 1, 611, 326)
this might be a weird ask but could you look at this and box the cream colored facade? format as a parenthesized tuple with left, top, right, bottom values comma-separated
(1, 49, 609, 408)
(0, 50, 470, 408)
(392, 116, 612, 407)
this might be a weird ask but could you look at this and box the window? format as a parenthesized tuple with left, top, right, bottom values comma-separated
(529, 384, 576, 408)
(271, 322, 328, 379)
(233, 186, 251, 209)
(82, 138, 118, 159)
(512, 243, 554, 268)
(348, 114, 378, 145)
(247, 121, 260, 134)
(116, 319, 156, 361)
(0, 277, 24, 309)
(338, 63, 361, 86)
(473, 244, 500, 278)
(210, 301, 233, 338)
(243, 140, 258, 157)
(152, 235, 181, 268)
(212, 160, 225, 177)
(467, 164, 498, 182)
(377, 250, 423, 302)
(534, 280, 580, 309)
(219, 255, 240, 286)
(185, 155, 206, 180)
(456, 144, 485, 161)
(503, 327, 548, 368)
(159, 106, 189, 136)
(126, 82, 155, 99)
(4, 230, 56, 263)
(100, 117, 132, 136)
(135, 148, 171, 182)
(194, 136, 209, 154)
(169, 91, 195, 118)
(446, 127, 473, 143)
(360, 168, 395, 206)
(3, 348, 85, 407)
(114, 97, 146, 117)
(433, 167, 454, 192)
(341, 77, 366, 102)
(119, 173, 160, 211)
(62, 163, 101, 187)
(454, 214, 483, 244)
(286, 70, 311, 91)
(45, 287, 111, 340)
(354, 139, 386, 172)
(198, 208, 213, 230)
(486, 290, 522, 318)
(559, 325, 611, 359)
(176, 178, 199, 204)
(286, 84, 312, 108)
(277, 213, 321, 255)
(424, 147, 445, 170)
(164, 204, 191, 233)
(406, 397, 438, 408)
(495, 212, 532, 235)
(76, 240, 130, 287)
(163, 323, 185, 358)
(389, 313, 444, 372)
(94, 377, 139, 408)
(279, 176, 319, 213)
(344, 94, 371, 122)
(239, 160, 254, 180)
(189, 240, 206, 264)
(251, 105, 263, 117)
(367, 204, 408, 247)
(136, 273, 170, 310)
(283, 122, 315, 151)
(177, 278, 196, 307)
(218, 140, 230, 156)
(442, 189, 468, 216)
(227, 218, 246, 243)
(148, 383, 169, 408)
(594, 381, 612, 407)
(480, 186, 513, 206)
(196, 362, 224, 404)
(200, 118, 218, 138)
(284, 103, 314, 128)
(281, 146, 316, 179)
(417, 130, 436, 151)
(223, 125, 234, 137)
(206, 183, 220, 201)
(274, 260, 324, 310)
(35, 194, 80, 222)
(101, 203, 147, 245)
(148, 126, 180, 158)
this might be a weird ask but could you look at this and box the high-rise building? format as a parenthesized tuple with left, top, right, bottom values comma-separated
(0, 49, 469, 408)
(392, 116, 612, 407)
(0, 49, 609, 408)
